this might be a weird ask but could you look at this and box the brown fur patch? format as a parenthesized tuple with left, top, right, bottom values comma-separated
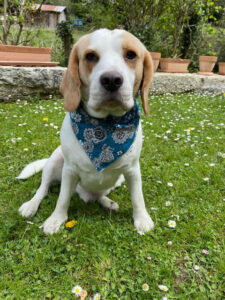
(121, 31, 154, 115)
(60, 34, 92, 111)
(81, 49, 99, 82)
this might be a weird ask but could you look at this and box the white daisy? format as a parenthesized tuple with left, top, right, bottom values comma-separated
(167, 182, 173, 187)
(203, 177, 209, 181)
(71, 285, 82, 296)
(151, 207, 158, 210)
(202, 249, 209, 255)
(158, 284, 169, 292)
(194, 265, 200, 271)
(93, 293, 101, 300)
(168, 220, 176, 228)
(142, 283, 149, 291)
(165, 201, 171, 207)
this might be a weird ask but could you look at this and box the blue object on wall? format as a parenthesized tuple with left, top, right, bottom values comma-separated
(73, 19, 83, 27)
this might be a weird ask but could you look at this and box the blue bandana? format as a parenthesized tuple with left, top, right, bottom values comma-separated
(70, 101, 140, 171)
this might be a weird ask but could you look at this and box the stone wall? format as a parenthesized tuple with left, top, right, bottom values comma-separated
(0, 66, 65, 102)
(0, 66, 225, 102)
(151, 73, 225, 94)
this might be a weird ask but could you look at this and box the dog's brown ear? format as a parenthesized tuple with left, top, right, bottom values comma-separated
(140, 50, 154, 116)
(60, 44, 81, 112)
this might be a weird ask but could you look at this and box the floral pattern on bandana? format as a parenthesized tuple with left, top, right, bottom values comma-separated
(70, 100, 140, 171)
(112, 125, 135, 144)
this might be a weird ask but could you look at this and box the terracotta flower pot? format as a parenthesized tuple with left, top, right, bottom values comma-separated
(150, 52, 161, 72)
(218, 62, 225, 75)
(0, 44, 58, 66)
(198, 56, 217, 76)
(160, 58, 191, 73)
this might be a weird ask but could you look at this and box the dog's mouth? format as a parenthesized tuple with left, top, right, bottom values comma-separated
(93, 98, 133, 114)
(85, 90, 135, 117)
(100, 99, 129, 109)
(86, 98, 134, 118)
(92, 91, 133, 108)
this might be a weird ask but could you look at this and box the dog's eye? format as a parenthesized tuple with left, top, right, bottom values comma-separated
(85, 52, 99, 62)
(125, 50, 137, 60)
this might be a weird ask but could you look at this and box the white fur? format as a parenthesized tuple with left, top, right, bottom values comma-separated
(16, 159, 48, 179)
(18, 29, 154, 234)
(84, 29, 135, 118)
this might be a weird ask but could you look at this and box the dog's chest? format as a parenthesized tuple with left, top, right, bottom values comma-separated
(61, 114, 142, 191)
(78, 167, 121, 191)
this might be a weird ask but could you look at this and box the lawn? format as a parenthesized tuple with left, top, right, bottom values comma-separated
(0, 94, 224, 299)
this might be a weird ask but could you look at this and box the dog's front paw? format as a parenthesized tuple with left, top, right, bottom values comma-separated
(42, 213, 67, 235)
(98, 196, 119, 211)
(134, 212, 154, 234)
(19, 200, 38, 218)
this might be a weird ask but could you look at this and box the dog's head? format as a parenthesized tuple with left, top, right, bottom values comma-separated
(60, 29, 154, 118)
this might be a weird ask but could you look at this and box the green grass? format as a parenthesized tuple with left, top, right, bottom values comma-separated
(0, 94, 225, 299)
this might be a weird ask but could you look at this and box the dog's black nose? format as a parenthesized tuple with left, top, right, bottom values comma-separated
(100, 71, 123, 92)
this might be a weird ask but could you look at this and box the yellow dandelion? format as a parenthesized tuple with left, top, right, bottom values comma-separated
(65, 220, 78, 228)
(42, 117, 49, 121)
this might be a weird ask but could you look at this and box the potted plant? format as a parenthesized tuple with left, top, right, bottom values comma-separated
(198, 56, 218, 75)
(150, 52, 161, 72)
(160, 58, 191, 73)
(218, 62, 225, 75)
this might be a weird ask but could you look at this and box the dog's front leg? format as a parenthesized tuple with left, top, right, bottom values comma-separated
(43, 164, 79, 235)
(124, 163, 154, 233)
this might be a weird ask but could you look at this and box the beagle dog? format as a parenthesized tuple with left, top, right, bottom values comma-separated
(18, 29, 154, 235)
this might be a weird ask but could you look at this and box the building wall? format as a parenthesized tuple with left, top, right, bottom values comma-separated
(26, 11, 66, 29)
(48, 13, 58, 29)
(58, 11, 66, 23)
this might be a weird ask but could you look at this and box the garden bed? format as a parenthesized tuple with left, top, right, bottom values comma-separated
(0, 94, 224, 299)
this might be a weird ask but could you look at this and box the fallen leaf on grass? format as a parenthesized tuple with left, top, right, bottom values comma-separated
(79, 290, 87, 300)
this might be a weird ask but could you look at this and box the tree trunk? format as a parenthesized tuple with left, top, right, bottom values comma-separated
(3, 0, 8, 44)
